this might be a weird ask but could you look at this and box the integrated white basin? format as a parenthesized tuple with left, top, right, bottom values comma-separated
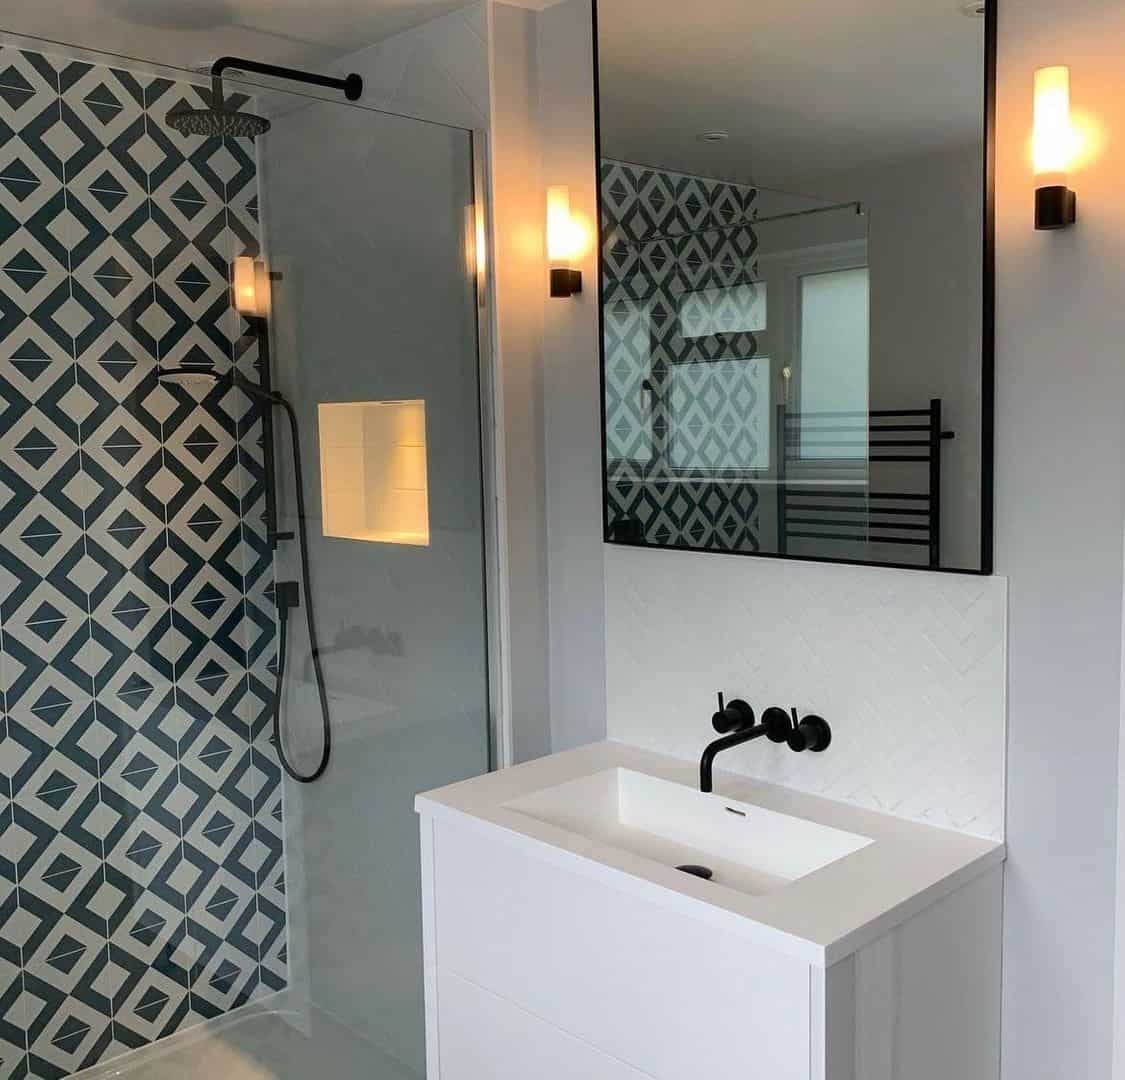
(503, 767, 872, 896)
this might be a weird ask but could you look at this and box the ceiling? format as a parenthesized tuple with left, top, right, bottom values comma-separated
(0, 0, 473, 72)
(596, 0, 987, 188)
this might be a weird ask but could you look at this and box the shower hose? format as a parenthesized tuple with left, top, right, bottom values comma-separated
(270, 394, 332, 783)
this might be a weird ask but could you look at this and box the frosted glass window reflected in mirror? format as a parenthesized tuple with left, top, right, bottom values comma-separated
(798, 267, 870, 461)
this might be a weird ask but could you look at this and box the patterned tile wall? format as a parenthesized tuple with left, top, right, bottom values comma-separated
(0, 45, 284, 1077)
(601, 160, 764, 553)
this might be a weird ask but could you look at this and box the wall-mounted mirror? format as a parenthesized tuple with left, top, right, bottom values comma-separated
(595, 0, 995, 573)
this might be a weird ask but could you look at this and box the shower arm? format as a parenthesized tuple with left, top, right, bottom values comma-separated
(209, 56, 363, 106)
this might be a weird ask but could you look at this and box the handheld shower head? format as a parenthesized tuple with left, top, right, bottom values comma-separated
(156, 365, 279, 405)
(155, 365, 224, 384)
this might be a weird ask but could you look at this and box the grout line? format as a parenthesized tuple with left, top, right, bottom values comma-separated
(1, 268, 48, 282)
(21, 614, 73, 629)
(12, 524, 66, 539)
(27, 777, 81, 798)
(39, 939, 89, 964)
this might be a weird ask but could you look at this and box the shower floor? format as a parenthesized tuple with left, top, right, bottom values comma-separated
(74, 999, 420, 1080)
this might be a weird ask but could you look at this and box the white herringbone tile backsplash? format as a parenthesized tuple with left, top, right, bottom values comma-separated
(605, 546, 1007, 839)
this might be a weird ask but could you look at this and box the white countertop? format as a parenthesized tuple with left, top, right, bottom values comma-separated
(415, 741, 1005, 967)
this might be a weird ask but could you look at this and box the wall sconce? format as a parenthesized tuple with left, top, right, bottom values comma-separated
(233, 255, 272, 317)
(546, 185, 583, 297)
(1033, 66, 1078, 230)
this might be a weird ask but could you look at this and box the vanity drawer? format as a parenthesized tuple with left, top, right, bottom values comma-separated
(437, 969, 654, 1079)
(431, 818, 811, 1080)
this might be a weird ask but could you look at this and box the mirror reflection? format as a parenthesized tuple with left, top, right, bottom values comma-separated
(597, 0, 993, 571)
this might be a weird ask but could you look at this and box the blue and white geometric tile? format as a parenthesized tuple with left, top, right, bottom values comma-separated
(0, 42, 281, 1075)
(105, 911, 192, 1049)
(22, 938, 114, 1077)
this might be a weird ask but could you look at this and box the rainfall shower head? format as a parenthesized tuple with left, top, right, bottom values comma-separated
(165, 56, 362, 141)
(167, 102, 271, 138)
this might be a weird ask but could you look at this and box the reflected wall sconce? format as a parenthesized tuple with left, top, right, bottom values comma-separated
(1033, 66, 1078, 230)
(466, 203, 487, 280)
(233, 255, 272, 318)
(546, 185, 583, 297)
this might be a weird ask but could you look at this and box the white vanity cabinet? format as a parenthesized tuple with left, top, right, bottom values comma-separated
(417, 744, 1003, 1080)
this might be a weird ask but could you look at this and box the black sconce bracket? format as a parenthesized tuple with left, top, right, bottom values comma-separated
(550, 267, 583, 298)
(1035, 184, 1077, 230)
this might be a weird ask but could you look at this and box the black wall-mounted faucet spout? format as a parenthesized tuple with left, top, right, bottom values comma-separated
(699, 693, 790, 793)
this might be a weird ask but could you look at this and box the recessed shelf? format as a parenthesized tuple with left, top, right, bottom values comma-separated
(318, 399, 430, 547)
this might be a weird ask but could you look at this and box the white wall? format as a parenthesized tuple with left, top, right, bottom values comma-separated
(537, 0, 606, 751)
(489, 1, 552, 763)
(489, 0, 606, 761)
(993, 3, 1125, 1078)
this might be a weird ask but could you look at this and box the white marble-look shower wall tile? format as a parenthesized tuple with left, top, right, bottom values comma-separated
(605, 545, 1007, 839)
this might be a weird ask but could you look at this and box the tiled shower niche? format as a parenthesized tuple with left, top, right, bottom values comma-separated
(0, 44, 286, 1077)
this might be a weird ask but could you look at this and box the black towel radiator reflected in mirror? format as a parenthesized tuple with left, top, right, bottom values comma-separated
(776, 399, 955, 568)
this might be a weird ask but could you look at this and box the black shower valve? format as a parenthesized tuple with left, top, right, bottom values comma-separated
(275, 580, 300, 611)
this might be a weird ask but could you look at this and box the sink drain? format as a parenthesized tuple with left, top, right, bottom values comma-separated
(676, 864, 713, 881)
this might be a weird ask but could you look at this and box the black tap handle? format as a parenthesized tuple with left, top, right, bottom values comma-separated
(761, 706, 794, 744)
(712, 694, 755, 734)
(787, 711, 833, 753)
(787, 720, 805, 753)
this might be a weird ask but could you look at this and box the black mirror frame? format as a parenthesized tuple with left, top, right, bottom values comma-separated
(591, 0, 997, 576)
